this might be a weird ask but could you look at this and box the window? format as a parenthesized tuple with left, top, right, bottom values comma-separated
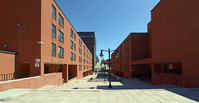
(120, 58, 123, 63)
(74, 54, 76, 61)
(70, 41, 73, 50)
(84, 65, 85, 70)
(120, 65, 123, 70)
(125, 39, 129, 46)
(79, 35, 84, 38)
(120, 52, 123, 56)
(58, 30, 64, 43)
(83, 45, 85, 50)
(83, 34, 93, 38)
(79, 65, 82, 71)
(52, 43, 56, 57)
(58, 46, 64, 58)
(79, 48, 82, 55)
(164, 63, 182, 74)
(52, 5, 56, 20)
(86, 35, 89, 38)
(125, 56, 129, 62)
(52, 24, 56, 39)
(125, 48, 129, 54)
(79, 40, 82, 47)
(120, 45, 123, 50)
(83, 59, 85, 63)
(74, 43, 76, 51)
(74, 33, 76, 40)
(79, 56, 82, 62)
(58, 13, 64, 28)
(71, 29, 73, 38)
(125, 65, 129, 71)
(70, 52, 73, 61)
(83, 52, 85, 57)
(84, 40, 94, 43)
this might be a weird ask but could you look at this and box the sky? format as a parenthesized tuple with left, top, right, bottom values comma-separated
(55, 0, 160, 60)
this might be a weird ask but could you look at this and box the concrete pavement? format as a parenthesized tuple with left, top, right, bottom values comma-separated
(0, 74, 199, 103)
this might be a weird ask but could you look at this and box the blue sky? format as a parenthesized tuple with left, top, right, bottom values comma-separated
(55, 0, 160, 60)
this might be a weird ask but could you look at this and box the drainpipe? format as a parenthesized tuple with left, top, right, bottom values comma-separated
(18, 24, 21, 55)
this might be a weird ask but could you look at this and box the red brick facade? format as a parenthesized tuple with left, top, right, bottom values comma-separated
(112, 0, 199, 87)
(0, 51, 15, 75)
(111, 33, 150, 79)
(0, 0, 93, 90)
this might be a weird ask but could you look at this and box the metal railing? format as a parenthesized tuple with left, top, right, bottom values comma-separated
(0, 71, 40, 82)
(0, 74, 6, 81)
(0, 73, 15, 81)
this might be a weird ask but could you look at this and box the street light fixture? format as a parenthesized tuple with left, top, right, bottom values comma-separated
(100, 50, 104, 58)
(99, 48, 119, 88)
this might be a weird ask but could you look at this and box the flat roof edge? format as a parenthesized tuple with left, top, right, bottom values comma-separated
(130, 32, 149, 34)
(77, 31, 95, 33)
(151, 0, 162, 12)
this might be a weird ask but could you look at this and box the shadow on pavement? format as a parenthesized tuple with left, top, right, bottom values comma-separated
(96, 75, 199, 102)
(168, 88, 199, 102)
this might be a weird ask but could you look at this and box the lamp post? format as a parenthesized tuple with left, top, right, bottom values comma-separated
(103, 60, 106, 81)
(100, 48, 118, 88)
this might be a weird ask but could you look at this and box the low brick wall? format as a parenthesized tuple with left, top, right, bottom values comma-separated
(152, 73, 181, 85)
(0, 73, 62, 92)
(0, 51, 15, 75)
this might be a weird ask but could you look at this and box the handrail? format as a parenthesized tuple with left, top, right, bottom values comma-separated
(0, 74, 5, 81)
(0, 71, 40, 82)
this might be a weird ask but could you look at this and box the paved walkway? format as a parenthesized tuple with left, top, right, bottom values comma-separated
(0, 74, 199, 103)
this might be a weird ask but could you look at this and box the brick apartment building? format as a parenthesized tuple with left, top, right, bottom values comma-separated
(0, 0, 92, 91)
(78, 32, 96, 72)
(112, 0, 199, 87)
(111, 33, 150, 79)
